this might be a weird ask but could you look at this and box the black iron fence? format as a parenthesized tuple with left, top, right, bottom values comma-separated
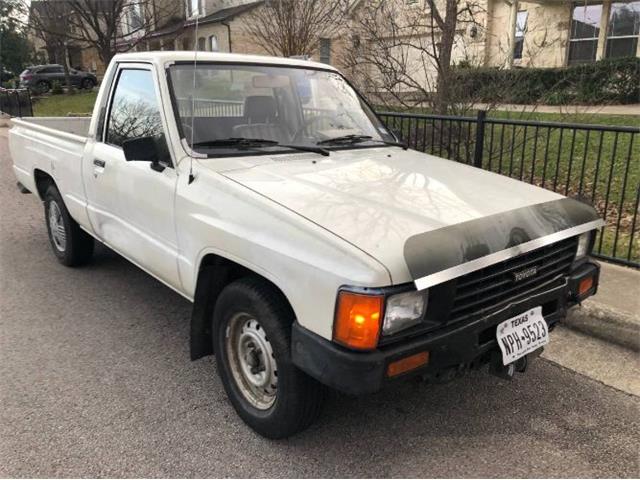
(0, 88, 33, 117)
(378, 110, 640, 268)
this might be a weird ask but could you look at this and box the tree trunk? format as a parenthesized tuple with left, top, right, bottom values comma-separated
(434, 0, 458, 114)
(62, 43, 73, 94)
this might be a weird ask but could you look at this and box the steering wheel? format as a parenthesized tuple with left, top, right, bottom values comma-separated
(292, 114, 338, 143)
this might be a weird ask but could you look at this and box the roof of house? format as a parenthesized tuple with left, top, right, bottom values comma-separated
(146, 1, 263, 40)
(186, 1, 263, 27)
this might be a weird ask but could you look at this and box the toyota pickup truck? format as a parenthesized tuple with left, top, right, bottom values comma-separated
(9, 52, 603, 438)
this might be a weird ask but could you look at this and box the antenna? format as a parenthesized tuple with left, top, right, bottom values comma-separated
(188, 7, 200, 185)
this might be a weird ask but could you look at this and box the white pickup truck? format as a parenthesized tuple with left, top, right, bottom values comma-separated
(10, 52, 603, 438)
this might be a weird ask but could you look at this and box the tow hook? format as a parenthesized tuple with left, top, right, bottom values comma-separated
(489, 349, 542, 380)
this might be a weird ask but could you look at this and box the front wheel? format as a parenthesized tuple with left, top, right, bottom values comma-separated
(44, 185, 94, 266)
(213, 277, 325, 438)
(81, 78, 95, 90)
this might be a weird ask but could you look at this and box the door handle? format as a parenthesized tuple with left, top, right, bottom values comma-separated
(93, 159, 106, 168)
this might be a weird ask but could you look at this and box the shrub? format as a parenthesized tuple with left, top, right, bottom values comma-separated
(451, 57, 640, 105)
(51, 81, 64, 95)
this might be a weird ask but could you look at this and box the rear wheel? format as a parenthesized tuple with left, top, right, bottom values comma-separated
(44, 185, 94, 266)
(213, 277, 325, 438)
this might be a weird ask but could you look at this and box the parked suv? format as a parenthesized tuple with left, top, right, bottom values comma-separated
(19, 64, 97, 93)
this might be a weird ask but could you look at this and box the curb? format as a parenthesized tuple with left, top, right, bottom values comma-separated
(564, 302, 640, 352)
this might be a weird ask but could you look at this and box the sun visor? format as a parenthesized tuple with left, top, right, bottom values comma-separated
(404, 198, 604, 291)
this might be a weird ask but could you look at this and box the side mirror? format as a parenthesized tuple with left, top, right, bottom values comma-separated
(122, 136, 167, 172)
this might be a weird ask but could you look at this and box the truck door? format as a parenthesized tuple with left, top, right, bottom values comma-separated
(82, 64, 181, 291)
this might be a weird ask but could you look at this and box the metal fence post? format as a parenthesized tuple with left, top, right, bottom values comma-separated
(473, 110, 487, 168)
(16, 91, 21, 117)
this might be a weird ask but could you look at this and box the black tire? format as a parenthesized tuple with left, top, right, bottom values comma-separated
(213, 277, 325, 439)
(44, 184, 94, 266)
(81, 78, 95, 90)
(36, 80, 50, 94)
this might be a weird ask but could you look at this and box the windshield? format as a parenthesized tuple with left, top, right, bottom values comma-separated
(167, 63, 395, 155)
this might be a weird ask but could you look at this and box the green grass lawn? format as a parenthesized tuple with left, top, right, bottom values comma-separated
(32, 91, 98, 117)
(29, 92, 639, 264)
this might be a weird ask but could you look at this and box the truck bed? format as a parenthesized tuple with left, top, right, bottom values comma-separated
(9, 116, 92, 230)
(14, 116, 92, 137)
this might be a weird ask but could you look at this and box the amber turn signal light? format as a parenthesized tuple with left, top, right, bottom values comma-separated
(333, 291, 384, 350)
(578, 276, 594, 296)
(387, 351, 430, 377)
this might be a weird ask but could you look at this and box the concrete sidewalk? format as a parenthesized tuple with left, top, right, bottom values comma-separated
(564, 262, 640, 351)
(476, 103, 640, 117)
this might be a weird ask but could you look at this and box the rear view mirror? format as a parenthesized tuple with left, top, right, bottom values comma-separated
(122, 135, 167, 172)
(252, 75, 291, 88)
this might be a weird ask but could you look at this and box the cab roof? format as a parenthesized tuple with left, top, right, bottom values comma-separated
(110, 51, 339, 72)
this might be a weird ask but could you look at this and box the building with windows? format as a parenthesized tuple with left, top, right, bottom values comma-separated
(484, 0, 640, 68)
(135, 0, 265, 56)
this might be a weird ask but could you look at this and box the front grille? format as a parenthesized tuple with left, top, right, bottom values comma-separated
(448, 236, 578, 323)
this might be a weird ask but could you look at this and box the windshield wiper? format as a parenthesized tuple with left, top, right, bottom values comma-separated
(316, 134, 373, 145)
(192, 137, 329, 156)
(317, 134, 408, 149)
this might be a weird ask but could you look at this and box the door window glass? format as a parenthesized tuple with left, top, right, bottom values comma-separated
(105, 69, 164, 147)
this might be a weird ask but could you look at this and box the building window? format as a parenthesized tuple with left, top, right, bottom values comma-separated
(209, 35, 219, 52)
(197, 37, 206, 51)
(123, 2, 143, 35)
(605, 2, 640, 58)
(568, 4, 602, 64)
(319, 38, 331, 64)
(514, 10, 528, 60)
(187, 0, 202, 18)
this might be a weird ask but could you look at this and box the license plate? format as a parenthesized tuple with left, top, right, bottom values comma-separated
(496, 306, 548, 365)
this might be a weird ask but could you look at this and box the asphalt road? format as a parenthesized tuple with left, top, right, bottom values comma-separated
(1, 129, 638, 478)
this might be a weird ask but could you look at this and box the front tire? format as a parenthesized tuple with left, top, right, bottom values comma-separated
(36, 80, 50, 94)
(44, 185, 94, 266)
(213, 277, 325, 439)
(81, 78, 95, 90)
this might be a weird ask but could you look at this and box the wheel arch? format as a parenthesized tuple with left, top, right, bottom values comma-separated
(33, 168, 56, 200)
(190, 252, 295, 361)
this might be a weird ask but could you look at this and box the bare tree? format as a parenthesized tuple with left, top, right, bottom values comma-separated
(342, 0, 485, 114)
(242, 0, 346, 57)
(23, 0, 180, 73)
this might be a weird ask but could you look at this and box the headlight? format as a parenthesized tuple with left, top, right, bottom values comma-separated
(576, 231, 592, 259)
(382, 290, 428, 335)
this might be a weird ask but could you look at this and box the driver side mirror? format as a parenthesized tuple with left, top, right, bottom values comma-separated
(122, 135, 169, 172)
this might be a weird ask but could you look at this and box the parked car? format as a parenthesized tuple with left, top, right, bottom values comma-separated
(9, 52, 603, 439)
(19, 64, 97, 93)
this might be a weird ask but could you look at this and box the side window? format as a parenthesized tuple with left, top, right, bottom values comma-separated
(106, 69, 164, 148)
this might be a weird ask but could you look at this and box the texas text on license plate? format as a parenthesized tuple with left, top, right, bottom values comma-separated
(496, 306, 549, 365)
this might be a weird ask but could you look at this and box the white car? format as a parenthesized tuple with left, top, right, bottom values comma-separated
(9, 52, 603, 438)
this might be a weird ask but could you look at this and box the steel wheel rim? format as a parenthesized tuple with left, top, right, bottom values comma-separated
(48, 201, 66, 252)
(225, 313, 278, 410)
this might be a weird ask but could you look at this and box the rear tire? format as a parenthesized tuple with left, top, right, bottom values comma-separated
(44, 185, 94, 266)
(213, 277, 325, 439)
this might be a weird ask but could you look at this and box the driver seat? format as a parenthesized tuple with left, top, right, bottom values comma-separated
(232, 96, 290, 144)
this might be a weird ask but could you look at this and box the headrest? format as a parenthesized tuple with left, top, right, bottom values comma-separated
(244, 95, 277, 123)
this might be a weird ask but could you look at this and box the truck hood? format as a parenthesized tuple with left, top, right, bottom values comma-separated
(216, 148, 602, 287)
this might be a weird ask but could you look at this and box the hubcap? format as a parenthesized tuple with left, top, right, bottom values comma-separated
(226, 313, 278, 410)
(48, 201, 66, 252)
